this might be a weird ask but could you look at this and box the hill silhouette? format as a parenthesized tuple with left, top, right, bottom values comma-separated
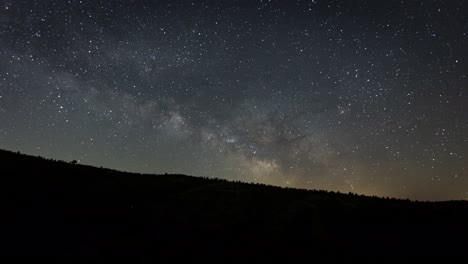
(2, 149, 468, 262)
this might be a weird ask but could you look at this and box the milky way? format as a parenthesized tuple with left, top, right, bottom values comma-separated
(1, 0, 467, 200)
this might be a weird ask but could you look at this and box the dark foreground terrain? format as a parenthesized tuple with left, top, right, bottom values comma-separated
(1, 149, 468, 262)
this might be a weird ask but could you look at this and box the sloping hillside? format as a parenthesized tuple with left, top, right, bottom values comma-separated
(1, 149, 467, 262)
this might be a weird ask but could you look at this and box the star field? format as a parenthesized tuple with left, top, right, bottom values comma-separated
(1, 0, 467, 200)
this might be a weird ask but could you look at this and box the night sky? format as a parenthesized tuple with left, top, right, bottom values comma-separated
(1, 0, 467, 200)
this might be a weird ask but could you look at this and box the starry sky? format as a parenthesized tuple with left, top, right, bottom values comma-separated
(1, 0, 467, 200)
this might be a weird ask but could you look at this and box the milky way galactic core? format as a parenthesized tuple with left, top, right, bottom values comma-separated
(1, 1, 467, 200)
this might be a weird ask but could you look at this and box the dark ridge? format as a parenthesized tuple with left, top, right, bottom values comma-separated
(2, 149, 468, 262)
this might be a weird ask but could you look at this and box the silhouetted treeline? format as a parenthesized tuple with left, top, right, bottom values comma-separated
(1, 149, 468, 262)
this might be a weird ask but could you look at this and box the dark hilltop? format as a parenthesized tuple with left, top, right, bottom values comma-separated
(2, 149, 468, 262)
